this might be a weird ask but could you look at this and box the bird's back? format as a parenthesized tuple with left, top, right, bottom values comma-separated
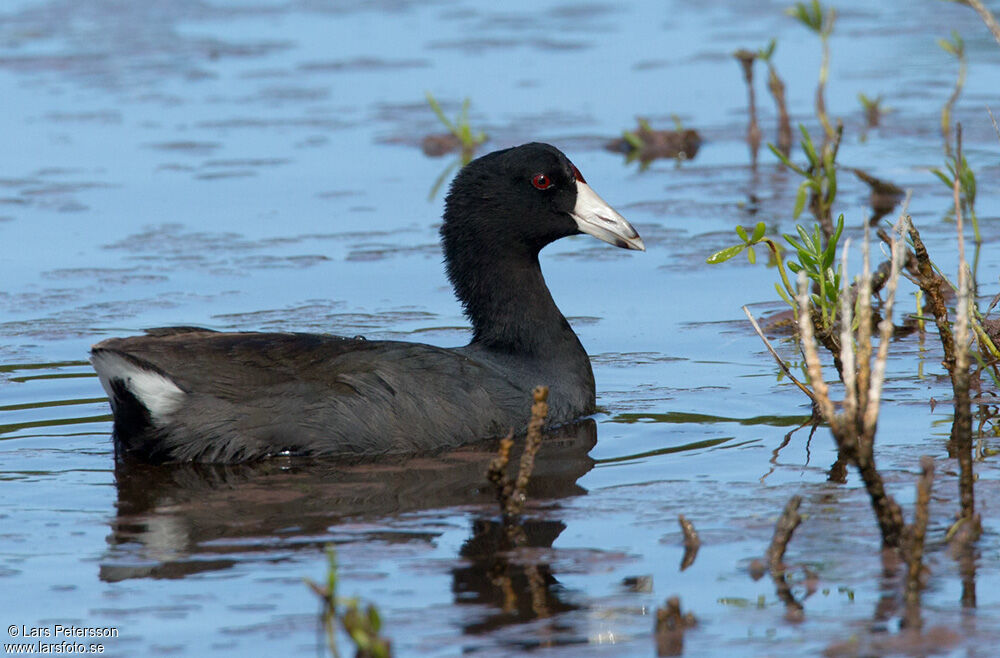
(92, 329, 531, 462)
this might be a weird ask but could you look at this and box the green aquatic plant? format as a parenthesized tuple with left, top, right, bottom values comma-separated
(424, 91, 487, 156)
(707, 215, 844, 334)
(787, 0, 837, 142)
(424, 93, 488, 200)
(931, 149, 979, 244)
(304, 546, 392, 658)
(937, 31, 967, 157)
(622, 117, 654, 151)
(769, 122, 842, 239)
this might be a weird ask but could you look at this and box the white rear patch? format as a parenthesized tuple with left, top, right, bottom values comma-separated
(91, 351, 185, 421)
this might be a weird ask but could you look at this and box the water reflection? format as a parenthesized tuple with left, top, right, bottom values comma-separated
(100, 420, 596, 583)
(453, 518, 580, 644)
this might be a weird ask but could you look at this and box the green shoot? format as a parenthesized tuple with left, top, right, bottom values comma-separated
(785, 214, 844, 331)
(931, 152, 979, 243)
(707, 215, 845, 333)
(768, 122, 842, 238)
(858, 93, 891, 128)
(937, 31, 967, 156)
(787, 1, 837, 142)
(424, 91, 487, 154)
(757, 38, 777, 62)
(622, 117, 652, 150)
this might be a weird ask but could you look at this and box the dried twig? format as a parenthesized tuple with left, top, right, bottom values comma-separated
(510, 386, 549, 515)
(952, 127, 975, 526)
(796, 211, 908, 548)
(742, 306, 816, 403)
(765, 60, 793, 157)
(486, 430, 516, 510)
(486, 386, 550, 518)
(988, 105, 1000, 143)
(735, 50, 761, 167)
(963, 0, 1000, 47)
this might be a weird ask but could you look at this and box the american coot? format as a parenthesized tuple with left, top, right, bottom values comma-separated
(91, 143, 644, 463)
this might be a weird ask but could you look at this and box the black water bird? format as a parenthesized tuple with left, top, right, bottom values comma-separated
(91, 143, 644, 462)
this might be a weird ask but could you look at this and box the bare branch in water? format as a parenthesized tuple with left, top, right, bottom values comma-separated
(742, 305, 816, 403)
(678, 515, 701, 571)
(767, 495, 804, 620)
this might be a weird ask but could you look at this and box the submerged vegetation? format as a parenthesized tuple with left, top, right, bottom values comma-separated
(704, 0, 1000, 644)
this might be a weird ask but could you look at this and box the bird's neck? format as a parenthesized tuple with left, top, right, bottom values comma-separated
(447, 244, 582, 357)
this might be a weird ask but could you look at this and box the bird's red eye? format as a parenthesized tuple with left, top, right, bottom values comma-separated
(571, 164, 586, 183)
(531, 173, 553, 190)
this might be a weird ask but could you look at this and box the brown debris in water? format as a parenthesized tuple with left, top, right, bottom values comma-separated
(654, 595, 696, 657)
(949, 512, 980, 608)
(948, 126, 978, 535)
(823, 626, 961, 657)
(421, 133, 464, 157)
(734, 49, 761, 166)
(766, 495, 804, 621)
(678, 514, 700, 571)
(901, 455, 934, 629)
(851, 168, 904, 225)
(760, 41, 792, 157)
(605, 118, 701, 164)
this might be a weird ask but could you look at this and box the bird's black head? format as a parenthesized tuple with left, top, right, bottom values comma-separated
(439, 143, 644, 348)
(441, 142, 644, 259)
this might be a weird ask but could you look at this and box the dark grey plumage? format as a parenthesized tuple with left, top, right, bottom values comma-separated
(91, 143, 643, 463)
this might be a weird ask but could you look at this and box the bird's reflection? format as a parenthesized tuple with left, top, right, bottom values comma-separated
(101, 420, 596, 584)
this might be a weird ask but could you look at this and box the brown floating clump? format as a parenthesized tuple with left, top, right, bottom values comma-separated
(654, 595, 696, 657)
(606, 118, 702, 165)
(422, 133, 464, 157)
